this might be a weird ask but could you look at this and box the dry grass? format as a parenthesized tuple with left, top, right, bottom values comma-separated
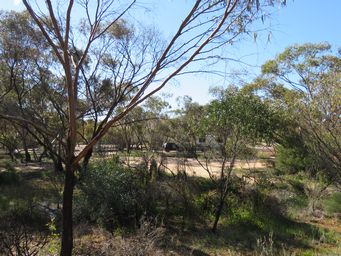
(73, 218, 165, 256)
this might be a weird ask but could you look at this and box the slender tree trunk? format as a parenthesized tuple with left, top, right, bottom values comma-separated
(38, 148, 47, 162)
(50, 153, 64, 173)
(32, 146, 38, 161)
(126, 140, 131, 154)
(60, 163, 75, 256)
(82, 147, 93, 174)
(21, 132, 31, 162)
(55, 157, 64, 173)
(9, 150, 15, 162)
(212, 136, 238, 232)
(24, 146, 31, 162)
(212, 194, 225, 233)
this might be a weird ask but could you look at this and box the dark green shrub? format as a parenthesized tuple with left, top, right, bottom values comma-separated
(275, 145, 314, 174)
(0, 163, 20, 185)
(323, 192, 341, 216)
(160, 179, 201, 229)
(0, 203, 50, 231)
(74, 159, 151, 230)
(288, 177, 306, 195)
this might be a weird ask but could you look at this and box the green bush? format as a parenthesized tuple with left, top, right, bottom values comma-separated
(323, 192, 341, 216)
(74, 159, 151, 230)
(275, 145, 313, 174)
(0, 163, 20, 185)
(0, 203, 50, 231)
(75, 158, 214, 231)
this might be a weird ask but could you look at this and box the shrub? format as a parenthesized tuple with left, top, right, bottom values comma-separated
(159, 177, 201, 229)
(0, 163, 20, 185)
(323, 192, 341, 216)
(275, 145, 313, 174)
(73, 217, 165, 256)
(74, 159, 151, 230)
(0, 204, 50, 255)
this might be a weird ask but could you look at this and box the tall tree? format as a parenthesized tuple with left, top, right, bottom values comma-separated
(199, 87, 277, 231)
(253, 43, 340, 183)
(0, 11, 67, 170)
(1, 1, 286, 254)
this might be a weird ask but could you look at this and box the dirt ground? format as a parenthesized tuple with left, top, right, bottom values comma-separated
(121, 156, 268, 178)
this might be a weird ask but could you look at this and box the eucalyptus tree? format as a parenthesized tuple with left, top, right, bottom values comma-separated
(141, 96, 171, 150)
(198, 87, 278, 232)
(169, 96, 205, 154)
(0, 11, 68, 169)
(0, 11, 35, 162)
(1, 0, 286, 254)
(84, 96, 169, 155)
(0, 120, 21, 161)
(115, 96, 170, 153)
(253, 43, 341, 183)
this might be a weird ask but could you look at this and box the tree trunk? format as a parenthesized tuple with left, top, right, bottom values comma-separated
(38, 148, 47, 162)
(51, 154, 64, 173)
(24, 149, 31, 162)
(55, 157, 64, 173)
(212, 196, 225, 233)
(21, 129, 31, 162)
(82, 147, 93, 174)
(60, 163, 75, 256)
(9, 150, 15, 162)
(21, 138, 31, 162)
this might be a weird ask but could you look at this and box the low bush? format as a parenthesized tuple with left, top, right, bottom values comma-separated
(73, 217, 165, 256)
(275, 145, 313, 174)
(0, 204, 50, 255)
(74, 159, 209, 231)
(74, 159, 152, 230)
(0, 162, 20, 185)
(323, 192, 341, 216)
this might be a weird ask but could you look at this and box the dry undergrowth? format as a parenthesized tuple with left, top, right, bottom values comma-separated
(73, 218, 165, 256)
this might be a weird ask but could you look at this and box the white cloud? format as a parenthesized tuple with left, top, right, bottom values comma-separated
(14, 0, 21, 6)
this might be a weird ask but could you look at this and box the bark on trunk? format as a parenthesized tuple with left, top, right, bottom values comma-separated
(212, 196, 225, 233)
(60, 164, 75, 256)
(24, 149, 31, 162)
(50, 153, 64, 173)
(82, 147, 93, 174)
(21, 129, 31, 162)
(55, 157, 64, 173)
(22, 139, 31, 162)
(38, 148, 47, 162)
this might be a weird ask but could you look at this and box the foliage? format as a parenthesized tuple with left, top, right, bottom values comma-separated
(0, 149, 339, 255)
(193, 87, 279, 231)
(254, 43, 341, 184)
(167, 96, 205, 154)
(0, 0, 288, 253)
(100, 96, 170, 153)
(206, 88, 278, 144)
(1, 4, 340, 255)
(0, 162, 20, 185)
(275, 144, 314, 174)
(75, 157, 214, 231)
(73, 218, 165, 256)
(74, 159, 151, 230)
(0, 203, 50, 255)
(323, 192, 341, 216)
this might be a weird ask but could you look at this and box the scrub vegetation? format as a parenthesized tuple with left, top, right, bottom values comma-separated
(0, 1, 340, 255)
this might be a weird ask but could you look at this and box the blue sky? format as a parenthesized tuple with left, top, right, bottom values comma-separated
(1, 0, 340, 106)
(145, 0, 341, 106)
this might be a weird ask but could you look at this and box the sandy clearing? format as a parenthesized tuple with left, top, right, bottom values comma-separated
(121, 156, 268, 178)
(6, 155, 269, 180)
